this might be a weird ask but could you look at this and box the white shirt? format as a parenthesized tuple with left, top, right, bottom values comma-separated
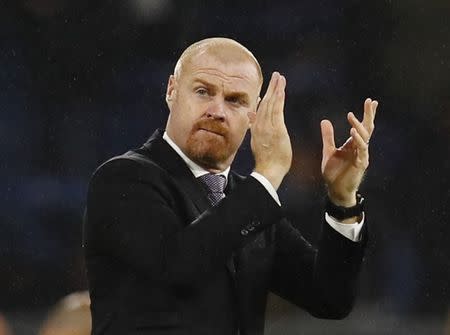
(163, 131, 364, 242)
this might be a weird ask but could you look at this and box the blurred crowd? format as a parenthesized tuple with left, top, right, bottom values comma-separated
(0, 0, 449, 334)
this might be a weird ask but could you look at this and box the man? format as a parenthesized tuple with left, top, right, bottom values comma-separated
(83, 37, 378, 335)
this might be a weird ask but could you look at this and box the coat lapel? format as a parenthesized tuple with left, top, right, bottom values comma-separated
(139, 129, 211, 216)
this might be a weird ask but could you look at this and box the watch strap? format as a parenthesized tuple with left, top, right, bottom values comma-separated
(326, 193, 365, 220)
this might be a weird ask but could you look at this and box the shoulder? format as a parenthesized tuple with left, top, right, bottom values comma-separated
(89, 150, 167, 186)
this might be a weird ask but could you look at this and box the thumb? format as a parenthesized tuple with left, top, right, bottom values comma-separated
(320, 119, 335, 155)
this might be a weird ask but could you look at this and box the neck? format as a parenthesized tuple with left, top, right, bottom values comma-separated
(190, 154, 232, 174)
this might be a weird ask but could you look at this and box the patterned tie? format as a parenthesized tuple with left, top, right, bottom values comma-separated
(197, 173, 226, 206)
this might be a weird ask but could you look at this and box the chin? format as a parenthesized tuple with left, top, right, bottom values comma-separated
(185, 134, 234, 170)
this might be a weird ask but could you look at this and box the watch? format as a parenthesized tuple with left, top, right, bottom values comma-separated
(326, 193, 365, 220)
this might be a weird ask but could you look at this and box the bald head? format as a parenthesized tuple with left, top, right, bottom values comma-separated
(173, 37, 263, 87)
(165, 37, 264, 172)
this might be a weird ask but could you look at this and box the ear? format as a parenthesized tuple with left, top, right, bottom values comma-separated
(247, 97, 260, 129)
(165, 75, 176, 107)
(247, 111, 256, 129)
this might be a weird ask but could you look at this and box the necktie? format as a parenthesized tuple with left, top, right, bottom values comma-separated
(197, 173, 226, 206)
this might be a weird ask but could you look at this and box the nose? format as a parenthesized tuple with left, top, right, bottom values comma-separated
(205, 100, 226, 121)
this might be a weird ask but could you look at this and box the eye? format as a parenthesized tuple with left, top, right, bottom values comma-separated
(226, 96, 240, 104)
(195, 87, 208, 96)
(226, 95, 248, 107)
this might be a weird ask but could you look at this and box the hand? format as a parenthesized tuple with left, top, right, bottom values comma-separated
(320, 98, 379, 207)
(249, 72, 292, 190)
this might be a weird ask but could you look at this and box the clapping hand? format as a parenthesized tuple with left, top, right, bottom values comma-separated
(249, 72, 292, 190)
(320, 98, 379, 208)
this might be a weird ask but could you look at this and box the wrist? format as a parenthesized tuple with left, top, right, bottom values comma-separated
(327, 190, 357, 207)
(326, 193, 365, 221)
(253, 166, 286, 190)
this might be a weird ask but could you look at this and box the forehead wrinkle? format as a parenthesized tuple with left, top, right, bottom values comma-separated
(192, 69, 254, 84)
(190, 65, 258, 91)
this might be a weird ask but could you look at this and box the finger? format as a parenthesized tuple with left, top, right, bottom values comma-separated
(261, 72, 280, 104)
(361, 98, 377, 137)
(350, 127, 369, 165)
(372, 100, 379, 120)
(341, 136, 355, 151)
(266, 74, 281, 122)
(348, 112, 370, 143)
(271, 75, 286, 126)
(258, 72, 280, 124)
(320, 119, 336, 156)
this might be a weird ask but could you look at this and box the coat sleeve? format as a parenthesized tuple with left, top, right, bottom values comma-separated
(269, 217, 367, 319)
(84, 158, 281, 289)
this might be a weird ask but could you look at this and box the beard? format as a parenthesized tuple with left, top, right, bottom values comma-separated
(185, 119, 236, 170)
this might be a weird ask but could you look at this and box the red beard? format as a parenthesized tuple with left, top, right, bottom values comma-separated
(185, 119, 233, 169)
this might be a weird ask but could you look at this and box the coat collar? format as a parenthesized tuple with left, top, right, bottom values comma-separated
(139, 129, 213, 214)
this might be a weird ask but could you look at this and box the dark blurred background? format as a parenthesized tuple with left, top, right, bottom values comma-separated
(0, 0, 449, 334)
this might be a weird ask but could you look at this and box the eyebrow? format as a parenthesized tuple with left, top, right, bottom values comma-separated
(192, 78, 250, 102)
(192, 78, 216, 90)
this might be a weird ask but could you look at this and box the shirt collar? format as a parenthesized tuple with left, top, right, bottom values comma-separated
(162, 131, 230, 180)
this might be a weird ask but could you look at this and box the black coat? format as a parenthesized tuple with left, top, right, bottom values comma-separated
(83, 129, 367, 335)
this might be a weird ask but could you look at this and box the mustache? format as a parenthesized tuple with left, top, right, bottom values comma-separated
(193, 119, 229, 136)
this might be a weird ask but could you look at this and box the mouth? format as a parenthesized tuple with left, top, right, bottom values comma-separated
(198, 128, 225, 137)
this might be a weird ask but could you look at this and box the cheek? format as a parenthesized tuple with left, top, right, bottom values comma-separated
(172, 102, 196, 129)
(177, 98, 207, 124)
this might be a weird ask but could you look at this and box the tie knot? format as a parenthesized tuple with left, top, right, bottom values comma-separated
(198, 173, 226, 194)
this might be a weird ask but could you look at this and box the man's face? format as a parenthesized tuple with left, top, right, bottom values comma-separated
(165, 52, 261, 171)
